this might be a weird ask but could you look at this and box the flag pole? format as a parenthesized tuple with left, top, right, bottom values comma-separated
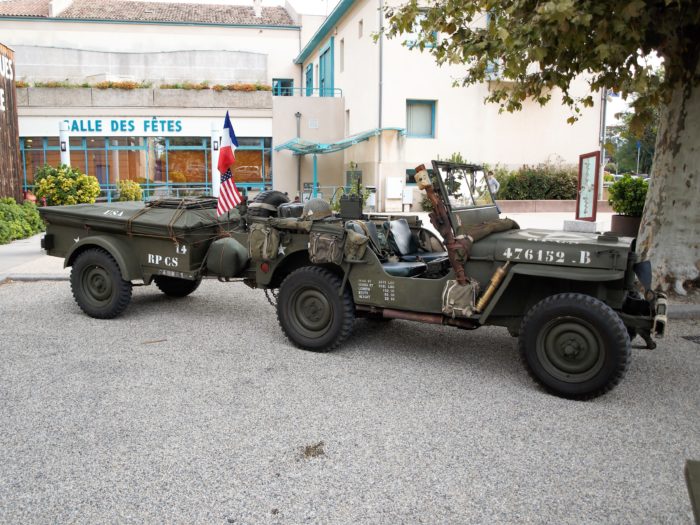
(211, 121, 222, 197)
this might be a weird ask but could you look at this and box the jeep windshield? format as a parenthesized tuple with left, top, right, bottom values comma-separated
(431, 160, 496, 209)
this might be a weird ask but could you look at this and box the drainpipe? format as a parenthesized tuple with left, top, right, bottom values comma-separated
(598, 87, 607, 200)
(377, 0, 384, 211)
(295, 111, 302, 197)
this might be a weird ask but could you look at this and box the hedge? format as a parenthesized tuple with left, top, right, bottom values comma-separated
(495, 164, 578, 200)
(0, 198, 45, 245)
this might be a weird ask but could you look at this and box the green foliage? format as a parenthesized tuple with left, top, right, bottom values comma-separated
(330, 185, 371, 213)
(497, 164, 578, 200)
(117, 180, 143, 202)
(420, 194, 434, 212)
(384, 1, 698, 130)
(33, 164, 101, 206)
(604, 173, 615, 182)
(0, 198, 44, 245)
(608, 174, 648, 216)
(606, 107, 659, 174)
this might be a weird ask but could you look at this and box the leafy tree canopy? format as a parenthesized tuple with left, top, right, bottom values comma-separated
(606, 106, 659, 174)
(384, 0, 700, 133)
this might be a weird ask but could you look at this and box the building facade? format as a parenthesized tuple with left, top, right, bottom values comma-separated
(1, 0, 603, 210)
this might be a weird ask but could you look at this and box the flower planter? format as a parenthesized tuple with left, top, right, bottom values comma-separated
(610, 214, 641, 237)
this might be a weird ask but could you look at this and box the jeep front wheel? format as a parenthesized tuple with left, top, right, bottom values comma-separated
(518, 293, 630, 400)
(277, 266, 355, 352)
(71, 248, 132, 319)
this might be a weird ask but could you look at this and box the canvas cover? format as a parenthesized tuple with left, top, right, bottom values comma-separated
(39, 199, 240, 241)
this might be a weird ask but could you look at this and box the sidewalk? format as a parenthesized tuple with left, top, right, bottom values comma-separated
(1, 215, 697, 318)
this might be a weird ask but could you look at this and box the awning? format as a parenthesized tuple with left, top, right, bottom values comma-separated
(274, 127, 405, 155)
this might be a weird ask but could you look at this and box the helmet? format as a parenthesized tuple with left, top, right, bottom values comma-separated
(302, 198, 332, 220)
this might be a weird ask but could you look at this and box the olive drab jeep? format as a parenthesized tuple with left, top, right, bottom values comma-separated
(39, 161, 667, 400)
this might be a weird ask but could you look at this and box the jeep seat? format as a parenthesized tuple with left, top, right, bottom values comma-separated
(387, 219, 447, 262)
(381, 261, 427, 277)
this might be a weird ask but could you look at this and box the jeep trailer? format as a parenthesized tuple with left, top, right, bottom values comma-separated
(39, 161, 667, 400)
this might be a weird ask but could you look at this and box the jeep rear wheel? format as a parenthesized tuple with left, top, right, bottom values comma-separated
(154, 275, 201, 297)
(71, 248, 132, 319)
(277, 266, 355, 352)
(518, 293, 630, 400)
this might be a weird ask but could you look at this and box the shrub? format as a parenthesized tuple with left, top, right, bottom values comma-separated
(211, 83, 272, 92)
(117, 180, 143, 201)
(498, 163, 578, 200)
(33, 164, 101, 206)
(15, 80, 29, 88)
(160, 81, 209, 90)
(0, 198, 44, 245)
(33, 80, 87, 88)
(93, 80, 151, 90)
(608, 174, 648, 216)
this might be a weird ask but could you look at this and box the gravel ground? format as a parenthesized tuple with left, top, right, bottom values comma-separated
(0, 280, 698, 524)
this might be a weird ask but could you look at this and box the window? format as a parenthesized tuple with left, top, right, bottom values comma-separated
(305, 63, 313, 96)
(272, 78, 294, 96)
(406, 100, 436, 138)
(345, 109, 350, 136)
(358, 19, 363, 38)
(339, 38, 345, 73)
(403, 12, 437, 49)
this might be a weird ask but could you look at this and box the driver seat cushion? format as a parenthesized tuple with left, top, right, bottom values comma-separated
(387, 219, 448, 262)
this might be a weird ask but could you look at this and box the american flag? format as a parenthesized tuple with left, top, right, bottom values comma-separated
(216, 111, 243, 216)
(217, 168, 244, 215)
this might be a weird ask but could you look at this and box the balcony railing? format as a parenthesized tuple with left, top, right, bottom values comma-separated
(273, 86, 343, 98)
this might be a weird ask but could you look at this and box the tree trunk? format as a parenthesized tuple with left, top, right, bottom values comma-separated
(637, 59, 700, 295)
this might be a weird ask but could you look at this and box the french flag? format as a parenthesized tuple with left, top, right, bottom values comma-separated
(217, 111, 244, 216)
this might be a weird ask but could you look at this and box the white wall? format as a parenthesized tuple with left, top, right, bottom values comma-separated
(0, 19, 301, 87)
(297, 0, 602, 210)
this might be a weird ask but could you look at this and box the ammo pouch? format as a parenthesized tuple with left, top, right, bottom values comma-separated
(442, 280, 479, 318)
(309, 231, 344, 265)
(343, 229, 369, 262)
(248, 222, 280, 261)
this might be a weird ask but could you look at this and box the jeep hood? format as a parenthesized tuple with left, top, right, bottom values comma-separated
(470, 228, 634, 271)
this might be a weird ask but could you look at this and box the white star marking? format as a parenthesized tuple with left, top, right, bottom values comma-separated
(73, 237, 80, 243)
(278, 245, 286, 256)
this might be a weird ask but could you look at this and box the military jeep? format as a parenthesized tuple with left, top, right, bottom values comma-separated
(39, 161, 666, 400)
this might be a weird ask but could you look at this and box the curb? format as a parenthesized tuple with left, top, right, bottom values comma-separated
(1, 274, 69, 284)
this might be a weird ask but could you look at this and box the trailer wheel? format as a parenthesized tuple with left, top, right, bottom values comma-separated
(518, 293, 630, 400)
(277, 266, 355, 352)
(154, 276, 202, 297)
(71, 248, 132, 319)
(247, 190, 289, 218)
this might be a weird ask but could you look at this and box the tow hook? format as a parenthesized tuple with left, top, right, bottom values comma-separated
(653, 293, 668, 338)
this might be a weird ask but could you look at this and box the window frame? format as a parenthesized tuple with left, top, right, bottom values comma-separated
(406, 99, 436, 139)
(272, 78, 294, 96)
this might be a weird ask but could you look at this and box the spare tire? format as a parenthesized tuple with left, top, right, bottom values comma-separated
(247, 190, 289, 218)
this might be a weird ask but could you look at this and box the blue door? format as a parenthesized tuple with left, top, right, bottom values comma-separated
(319, 38, 334, 97)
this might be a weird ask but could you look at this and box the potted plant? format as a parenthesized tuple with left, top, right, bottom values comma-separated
(608, 174, 648, 236)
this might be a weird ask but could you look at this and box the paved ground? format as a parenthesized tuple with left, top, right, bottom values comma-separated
(1, 280, 698, 523)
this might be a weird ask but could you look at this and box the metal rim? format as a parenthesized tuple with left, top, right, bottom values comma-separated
(535, 316, 605, 383)
(289, 286, 333, 339)
(81, 264, 114, 308)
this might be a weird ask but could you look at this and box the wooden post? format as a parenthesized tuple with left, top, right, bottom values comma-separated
(0, 43, 22, 202)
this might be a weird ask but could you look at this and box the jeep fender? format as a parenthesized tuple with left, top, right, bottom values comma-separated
(64, 235, 142, 281)
(479, 264, 625, 324)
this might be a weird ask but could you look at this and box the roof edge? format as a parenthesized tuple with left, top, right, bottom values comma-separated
(0, 15, 300, 30)
(294, 0, 354, 65)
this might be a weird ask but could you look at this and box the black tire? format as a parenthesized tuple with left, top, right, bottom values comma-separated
(154, 276, 202, 297)
(70, 248, 132, 319)
(247, 190, 289, 218)
(518, 293, 630, 400)
(277, 266, 355, 352)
